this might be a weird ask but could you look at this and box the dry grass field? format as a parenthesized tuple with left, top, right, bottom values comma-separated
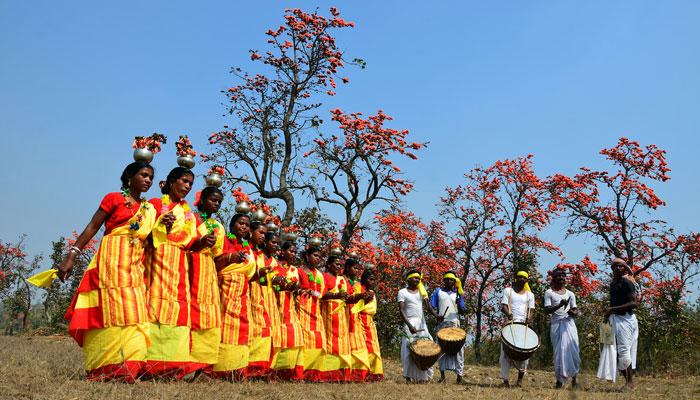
(0, 335, 698, 400)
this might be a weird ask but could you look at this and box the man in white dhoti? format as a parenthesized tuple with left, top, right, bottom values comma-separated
(398, 270, 439, 383)
(544, 269, 580, 389)
(430, 271, 466, 384)
(599, 258, 638, 389)
(500, 270, 535, 387)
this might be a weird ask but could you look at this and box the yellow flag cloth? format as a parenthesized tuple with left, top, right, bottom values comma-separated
(516, 270, 531, 293)
(406, 272, 428, 298)
(443, 272, 463, 295)
(27, 269, 58, 288)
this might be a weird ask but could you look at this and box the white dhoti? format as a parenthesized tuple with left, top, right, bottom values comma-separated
(596, 313, 638, 382)
(400, 319, 434, 382)
(550, 317, 580, 384)
(499, 345, 528, 380)
(437, 320, 464, 376)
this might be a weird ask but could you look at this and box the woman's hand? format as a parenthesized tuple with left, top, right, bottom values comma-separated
(161, 212, 176, 232)
(57, 255, 76, 282)
(408, 324, 419, 334)
(200, 233, 216, 248)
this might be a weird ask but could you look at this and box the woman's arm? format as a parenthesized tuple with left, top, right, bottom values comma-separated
(57, 208, 108, 280)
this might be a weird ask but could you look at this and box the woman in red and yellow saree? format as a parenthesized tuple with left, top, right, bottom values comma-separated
(143, 167, 198, 379)
(359, 269, 383, 381)
(297, 247, 328, 381)
(246, 222, 278, 378)
(60, 162, 156, 383)
(187, 187, 225, 375)
(269, 241, 304, 381)
(212, 213, 255, 380)
(343, 259, 371, 382)
(319, 256, 352, 382)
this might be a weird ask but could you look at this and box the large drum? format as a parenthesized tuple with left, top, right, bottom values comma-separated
(409, 338, 441, 370)
(436, 327, 467, 356)
(500, 322, 540, 362)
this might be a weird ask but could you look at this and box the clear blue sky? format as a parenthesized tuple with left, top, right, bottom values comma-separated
(2, 1, 699, 280)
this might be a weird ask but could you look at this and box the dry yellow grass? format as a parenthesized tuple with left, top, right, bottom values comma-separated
(0, 336, 698, 400)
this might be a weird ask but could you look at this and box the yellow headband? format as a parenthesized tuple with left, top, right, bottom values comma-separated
(515, 270, 531, 292)
(443, 272, 463, 295)
(406, 272, 428, 298)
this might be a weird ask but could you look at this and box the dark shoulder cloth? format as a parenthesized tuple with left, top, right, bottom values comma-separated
(610, 278, 636, 314)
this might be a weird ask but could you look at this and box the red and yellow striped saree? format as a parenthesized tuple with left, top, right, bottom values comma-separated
(270, 262, 304, 380)
(143, 197, 197, 378)
(359, 286, 383, 381)
(65, 192, 156, 382)
(320, 274, 351, 382)
(212, 237, 255, 380)
(297, 267, 327, 381)
(188, 213, 224, 372)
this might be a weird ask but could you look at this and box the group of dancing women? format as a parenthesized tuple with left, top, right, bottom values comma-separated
(57, 159, 383, 383)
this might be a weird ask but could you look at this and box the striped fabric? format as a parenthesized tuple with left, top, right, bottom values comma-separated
(347, 280, 370, 380)
(189, 217, 224, 330)
(273, 264, 304, 349)
(359, 289, 384, 380)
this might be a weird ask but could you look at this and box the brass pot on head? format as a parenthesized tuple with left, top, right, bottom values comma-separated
(266, 222, 279, 233)
(205, 173, 223, 188)
(364, 263, 376, 271)
(133, 148, 154, 163)
(308, 236, 322, 248)
(347, 251, 359, 260)
(330, 247, 343, 257)
(282, 232, 298, 243)
(252, 208, 267, 222)
(235, 201, 250, 215)
(177, 155, 196, 169)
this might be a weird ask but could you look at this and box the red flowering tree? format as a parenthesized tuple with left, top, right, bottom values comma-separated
(305, 109, 425, 247)
(205, 8, 360, 225)
(547, 137, 690, 274)
(440, 157, 559, 362)
(369, 208, 451, 348)
(0, 236, 41, 333)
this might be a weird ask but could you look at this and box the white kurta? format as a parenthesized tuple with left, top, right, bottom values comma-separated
(499, 288, 535, 380)
(398, 288, 433, 381)
(544, 289, 580, 384)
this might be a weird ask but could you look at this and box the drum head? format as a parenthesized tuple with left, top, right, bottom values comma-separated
(501, 323, 538, 350)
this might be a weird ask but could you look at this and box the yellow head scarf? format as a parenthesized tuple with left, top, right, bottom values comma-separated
(516, 270, 531, 293)
(406, 272, 428, 298)
(443, 272, 463, 295)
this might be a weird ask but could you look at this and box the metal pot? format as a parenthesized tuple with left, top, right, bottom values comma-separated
(235, 201, 250, 215)
(252, 208, 267, 222)
(282, 232, 298, 242)
(133, 148, 154, 163)
(177, 155, 196, 169)
(205, 173, 223, 188)
(330, 247, 343, 257)
(308, 236, 322, 248)
(266, 222, 279, 232)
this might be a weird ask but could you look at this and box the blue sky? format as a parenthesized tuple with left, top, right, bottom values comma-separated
(2, 1, 699, 283)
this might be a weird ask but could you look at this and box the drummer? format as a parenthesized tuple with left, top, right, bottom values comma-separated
(429, 271, 466, 384)
(499, 270, 535, 387)
(398, 270, 439, 383)
(544, 269, 580, 389)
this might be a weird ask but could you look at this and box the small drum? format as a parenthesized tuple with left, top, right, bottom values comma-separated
(409, 338, 441, 370)
(437, 327, 467, 356)
(500, 322, 540, 362)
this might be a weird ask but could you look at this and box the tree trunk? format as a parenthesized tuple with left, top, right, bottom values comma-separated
(474, 289, 485, 364)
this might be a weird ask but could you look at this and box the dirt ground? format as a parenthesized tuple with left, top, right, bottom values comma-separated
(0, 335, 697, 400)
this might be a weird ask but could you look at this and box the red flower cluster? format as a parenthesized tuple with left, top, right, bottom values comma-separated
(132, 133, 167, 153)
(175, 135, 197, 157)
